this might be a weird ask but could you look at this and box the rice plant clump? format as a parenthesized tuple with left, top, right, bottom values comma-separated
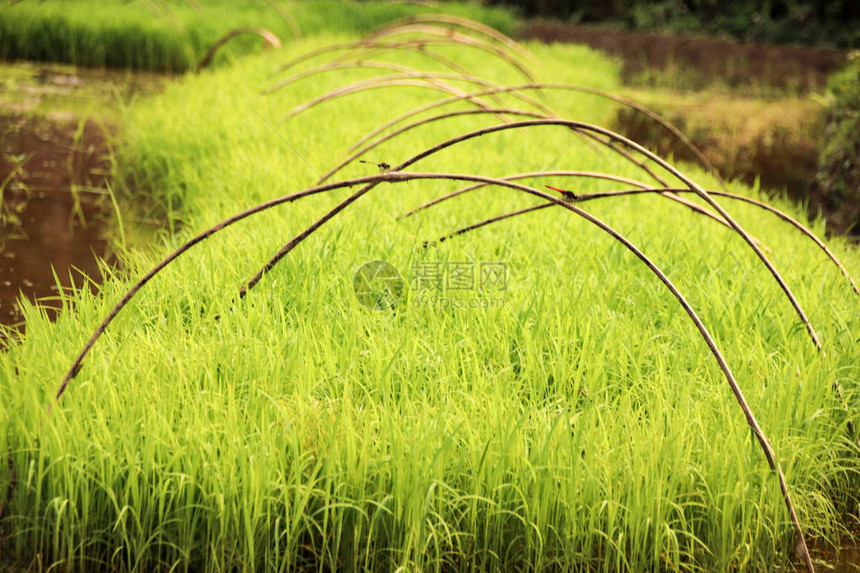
(1, 18, 859, 573)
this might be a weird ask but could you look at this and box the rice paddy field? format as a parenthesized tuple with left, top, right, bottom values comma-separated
(1, 5, 859, 572)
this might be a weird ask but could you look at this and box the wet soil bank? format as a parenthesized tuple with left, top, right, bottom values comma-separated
(613, 92, 824, 202)
(0, 62, 166, 338)
(520, 21, 847, 91)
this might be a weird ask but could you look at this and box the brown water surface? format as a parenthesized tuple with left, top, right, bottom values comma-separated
(0, 62, 166, 338)
(0, 112, 113, 330)
(803, 531, 860, 573)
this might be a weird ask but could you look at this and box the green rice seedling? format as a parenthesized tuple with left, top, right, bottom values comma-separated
(52, 117, 851, 573)
(2, 18, 859, 573)
(296, 78, 725, 189)
(411, 176, 859, 296)
(266, 31, 729, 225)
(222, 26, 856, 564)
(48, 164, 849, 571)
(270, 18, 855, 468)
(227, 112, 850, 568)
(265, 23, 831, 359)
(278, 60, 820, 352)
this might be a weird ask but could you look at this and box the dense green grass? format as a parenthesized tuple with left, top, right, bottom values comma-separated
(0, 0, 515, 72)
(1, 33, 859, 572)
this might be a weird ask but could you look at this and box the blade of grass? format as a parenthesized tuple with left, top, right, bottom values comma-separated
(0, 440, 16, 522)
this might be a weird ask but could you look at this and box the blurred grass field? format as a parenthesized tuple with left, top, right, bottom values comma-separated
(0, 0, 515, 72)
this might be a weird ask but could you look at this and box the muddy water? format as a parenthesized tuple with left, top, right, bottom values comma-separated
(0, 113, 113, 329)
(830, 544, 860, 572)
(804, 533, 860, 573)
(0, 62, 165, 337)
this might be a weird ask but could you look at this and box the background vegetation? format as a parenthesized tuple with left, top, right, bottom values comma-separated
(814, 52, 860, 235)
(486, 0, 860, 48)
